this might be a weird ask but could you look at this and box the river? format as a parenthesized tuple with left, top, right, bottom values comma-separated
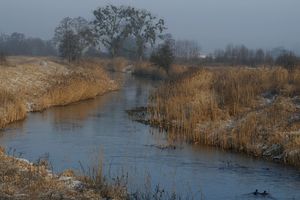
(1, 74, 300, 199)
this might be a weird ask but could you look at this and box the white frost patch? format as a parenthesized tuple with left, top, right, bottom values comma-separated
(59, 176, 84, 189)
(225, 120, 235, 129)
(40, 61, 48, 67)
(122, 65, 134, 73)
(46, 169, 56, 178)
(26, 102, 34, 112)
(261, 92, 277, 105)
(15, 157, 33, 165)
(289, 113, 300, 123)
(293, 96, 300, 109)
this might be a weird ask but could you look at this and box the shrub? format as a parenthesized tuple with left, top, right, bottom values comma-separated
(150, 41, 174, 73)
(275, 51, 298, 71)
(0, 52, 7, 65)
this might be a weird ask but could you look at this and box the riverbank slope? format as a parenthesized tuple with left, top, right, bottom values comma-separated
(0, 147, 127, 199)
(0, 56, 118, 128)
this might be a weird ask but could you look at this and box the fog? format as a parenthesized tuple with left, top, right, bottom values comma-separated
(0, 0, 300, 53)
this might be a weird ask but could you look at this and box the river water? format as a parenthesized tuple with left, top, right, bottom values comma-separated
(1, 74, 300, 199)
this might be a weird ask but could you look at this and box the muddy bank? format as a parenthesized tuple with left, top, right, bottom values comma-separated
(0, 57, 119, 128)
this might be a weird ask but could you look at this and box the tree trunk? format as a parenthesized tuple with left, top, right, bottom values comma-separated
(136, 39, 145, 61)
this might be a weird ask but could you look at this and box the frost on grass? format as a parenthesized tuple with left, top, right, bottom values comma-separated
(0, 56, 119, 128)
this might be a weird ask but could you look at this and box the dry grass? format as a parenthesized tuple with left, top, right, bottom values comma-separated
(93, 57, 131, 73)
(0, 56, 118, 128)
(133, 61, 168, 80)
(84, 57, 191, 80)
(0, 147, 128, 200)
(133, 62, 191, 80)
(109, 57, 131, 72)
(0, 89, 27, 128)
(149, 66, 300, 167)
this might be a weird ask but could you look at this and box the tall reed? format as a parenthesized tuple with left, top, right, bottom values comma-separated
(0, 89, 26, 128)
(149, 66, 300, 166)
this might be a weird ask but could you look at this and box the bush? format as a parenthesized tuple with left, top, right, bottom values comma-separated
(0, 52, 7, 65)
(276, 52, 298, 71)
(150, 41, 174, 73)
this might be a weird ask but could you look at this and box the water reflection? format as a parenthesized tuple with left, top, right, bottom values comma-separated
(51, 96, 111, 132)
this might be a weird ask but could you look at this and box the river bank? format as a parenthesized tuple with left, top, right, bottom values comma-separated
(148, 66, 300, 168)
(0, 56, 118, 129)
(0, 147, 128, 200)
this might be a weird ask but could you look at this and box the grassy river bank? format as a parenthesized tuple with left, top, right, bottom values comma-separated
(0, 57, 119, 129)
(148, 66, 300, 168)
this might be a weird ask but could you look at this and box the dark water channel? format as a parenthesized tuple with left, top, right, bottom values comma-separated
(1, 74, 300, 199)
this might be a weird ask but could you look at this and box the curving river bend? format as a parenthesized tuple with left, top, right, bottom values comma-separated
(1, 74, 300, 200)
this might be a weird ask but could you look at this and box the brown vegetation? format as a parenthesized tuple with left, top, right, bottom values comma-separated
(0, 89, 27, 128)
(91, 56, 190, 80)
(133, 61, 191, 80)
(0, 56, 118, 128)
(132, 61, 168, 80)
(149, 66, 300, 167)
(0, 147, 127, 200)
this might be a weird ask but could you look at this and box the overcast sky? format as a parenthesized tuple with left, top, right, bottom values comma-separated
(0, 0, 300, 53)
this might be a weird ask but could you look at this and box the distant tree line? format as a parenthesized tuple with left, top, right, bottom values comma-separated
(275, 51, 298, 70)
(212, 45, 274, 66)
(0, 32, 57, 56)
(174, 39, 201, 62)
(199, 44, 300, 70)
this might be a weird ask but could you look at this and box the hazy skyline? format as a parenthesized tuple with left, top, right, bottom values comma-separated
(1, 0, 300, 53)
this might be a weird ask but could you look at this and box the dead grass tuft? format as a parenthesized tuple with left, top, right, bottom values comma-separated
(0, 89, 26, 128)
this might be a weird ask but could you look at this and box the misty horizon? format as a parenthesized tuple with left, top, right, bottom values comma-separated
(1, 0, 300, 53)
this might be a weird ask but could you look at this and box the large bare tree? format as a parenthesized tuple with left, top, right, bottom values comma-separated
(92, 5, 132, 58)
(127, 7, 166, 60)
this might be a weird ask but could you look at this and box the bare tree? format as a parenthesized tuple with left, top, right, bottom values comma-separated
(54, 17, 93, 62)
(213, 45, 272, 66)
(174, 40, 200, 61)
(150, 34, 174, 73)
(92, 5, 132, 58)
(276, 51, 298, 70)
(0, 52, 7, 65)
(254, 49, 265, 65)
(127, 7, 166, 60)
(58, 31, 81, 62)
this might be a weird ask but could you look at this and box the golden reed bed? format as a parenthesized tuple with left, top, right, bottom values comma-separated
(149, 66, 300, 167)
